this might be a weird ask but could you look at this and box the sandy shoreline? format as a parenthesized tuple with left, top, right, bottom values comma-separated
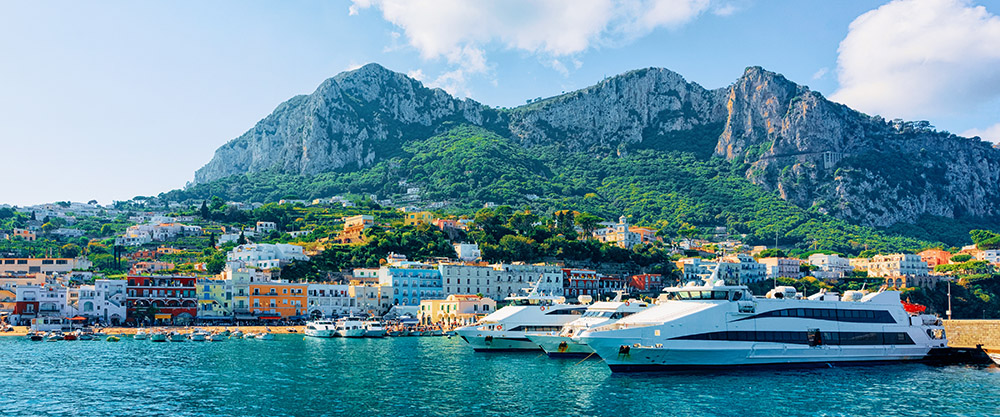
(1, 325, 305, 336)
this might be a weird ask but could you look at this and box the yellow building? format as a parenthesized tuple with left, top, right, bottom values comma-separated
(196, 278, 233, 319)
(418, 294, 496, 326)
(403, 211, 435, 226)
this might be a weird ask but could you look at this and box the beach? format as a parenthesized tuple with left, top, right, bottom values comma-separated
(0, 325, 305, 336)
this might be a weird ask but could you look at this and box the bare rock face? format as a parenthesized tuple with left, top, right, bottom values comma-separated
(194, 63, 1000, 228)
(718, 67, 1000, 227)
(194, 63, 500, 183)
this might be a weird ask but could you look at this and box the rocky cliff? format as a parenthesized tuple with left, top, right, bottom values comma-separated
(194, 63, 1000, 228)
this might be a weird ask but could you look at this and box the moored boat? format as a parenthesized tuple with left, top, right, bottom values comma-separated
(334, 317, 366, 338)
(209, 332, 226, 342)
(134, 330, 149, 340)
(455, 280, 585, 351)
(189, 330, 209, 342)
(579, 275, 950, 372)
(305, 320, 337, 338)
(364, 321, 387, 338)
(526, 293, 650, 357)
(256, 332, 274, 340)
(168, 332, 187, 342)
(150, 331, 167, 342)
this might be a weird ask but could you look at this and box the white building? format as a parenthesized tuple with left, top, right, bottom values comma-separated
(439, 264, 496, 298)
(452, 243, 482, 262)
(116, 222, 202, 246)
(808, 253, 854, 279)
(981, 250, 1000, 264)
(227, 243, 308, 269)
(349, 282, 393, 316)
(306, 283, 355, 318)
(71, 279, 126, 324)
(256, 221, 277, 234)
(495, 264, 563, 299)
(758, 257, 803, 279)
(13, 283, 70, 325)
(717, 254, 767, 283)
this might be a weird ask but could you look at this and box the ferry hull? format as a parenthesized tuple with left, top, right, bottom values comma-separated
(583, 337, 933, 371)
(336, 329, 366, 338)
(525, 334, 594, 357)
(304, 329, 336, 338)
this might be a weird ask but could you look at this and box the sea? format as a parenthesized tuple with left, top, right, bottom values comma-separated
(1, 335, 999, 417)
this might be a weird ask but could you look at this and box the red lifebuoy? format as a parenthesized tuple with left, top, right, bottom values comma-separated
(540, 306, 546, 311)
(496, 325, 502, 331)
(625, 301, 631, 306)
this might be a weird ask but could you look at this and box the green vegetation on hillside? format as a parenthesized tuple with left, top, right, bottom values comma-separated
(160, 124, 992, 255)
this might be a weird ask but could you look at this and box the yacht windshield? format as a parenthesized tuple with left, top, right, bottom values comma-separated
(673, 290, 730, 300)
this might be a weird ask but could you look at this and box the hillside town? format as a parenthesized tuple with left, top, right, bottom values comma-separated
(2, 197, 996, 330)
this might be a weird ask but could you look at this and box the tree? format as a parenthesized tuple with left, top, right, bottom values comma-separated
(207, 232, 216, 248)
(951, 254, 973, 263)
(199, 200, 210, 219)
(756, 248, 787, 258)
(100, 224, 114, 236)
(41, 222, 56, 233)
(236, 232, 247, 245)
(575, 212, 603, 238)
(507, 211, 539, 237)
(59, 244, 81, 258)
(281, 260, 319, 282)
(499, 235, 536, 262)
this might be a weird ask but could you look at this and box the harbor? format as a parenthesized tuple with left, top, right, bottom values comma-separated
(2, 334, 999, 417)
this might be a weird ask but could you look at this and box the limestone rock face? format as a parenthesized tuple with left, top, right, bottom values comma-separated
(194, 63, 1000, 227)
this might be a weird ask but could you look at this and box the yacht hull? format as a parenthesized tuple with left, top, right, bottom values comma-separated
(336, 329, 366, 338)
(456, 329, 541, 351)
(304, 329, 336, 338)
(526, 334, 594, 357)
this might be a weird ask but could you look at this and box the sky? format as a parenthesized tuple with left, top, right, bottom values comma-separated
(2, 0, 999, 206)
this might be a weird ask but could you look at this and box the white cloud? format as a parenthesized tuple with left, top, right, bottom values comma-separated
(830, 0, 1000, 121)
(962, 123, 1000, 143)
(406, 69, 425, 82)
(812, 67, 828, 80)
(349, 0, 712, 94)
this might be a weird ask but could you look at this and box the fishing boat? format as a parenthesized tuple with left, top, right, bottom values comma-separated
(305, 319, 337, 338)
(63, 332, 78, 341)
(134, 329, 149, 340)
(209, 332, 226, 342)
(78, 331, 94, 341)
(526, 292, 650, 357)
(363, 321, 387, 338)
(46, 332, 64, 341)
(578, 274, 950, 372)
(168, 332, 187, 342)
(150, 330, 167, 342)
(455, 280, 585, 351)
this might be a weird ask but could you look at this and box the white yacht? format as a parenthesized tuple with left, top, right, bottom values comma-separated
(305, 319, 338, 338)
(526, 293, 650, 357)
(579, 277, 949, 372)
(455, 282, 586, 351)
(335, 317, 366, 338)
(363, 320, 387, 338)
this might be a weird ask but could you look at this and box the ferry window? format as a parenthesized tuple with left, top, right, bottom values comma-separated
(732, 292, 742, 301)
(712, 291, 728, 300)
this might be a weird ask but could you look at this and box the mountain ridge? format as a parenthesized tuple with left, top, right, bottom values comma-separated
(192, 62, 1000, 230)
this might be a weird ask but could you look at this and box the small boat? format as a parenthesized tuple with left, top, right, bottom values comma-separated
(28, 332, 43, 341)
(78, 332, 94, 341)
(256, 332, 274, 341)
(243, 332, 256, 339)
(426, 329, 444, 337)
(231, 330, 244, 338)
(989, 352, 1000, 366)
(386, 330, 405, 337)
(134, 330, 149, 340)
(219, 329, 231, 337)
(363, 321, 387, 338)
(209, 332, 226, 342)
(63, 332, 78, 341)
(150, 331, 167, 342)
(106, 335, 120, 342)
(189, 330, 208, 342)
(410, 330, 425, 337)
(46, 332, 64, 341)
(168, 332, 187, 342)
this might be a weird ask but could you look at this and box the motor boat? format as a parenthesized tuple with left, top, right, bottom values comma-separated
(305, 319, 337, 338)
(63, 332, 78, 341)
(256, 332, 274, 341)
(209, 332, 226, 342)
(46, 332, 64, 341)
(578, 273, 950, 372)
(334, 317, 366, 338)
(27, 332, 43, 341)
(527, 292, 650, 357)
(230, 330, 244, 338)
(243, 332, 256, 339)
(134, 330, 149, 340)
(456, 280, 585, 351)
(150, 331, 167, 342)
(364, 321, 387, 338)
(168, 332, 187, 342)
(189, 330, 209, 342)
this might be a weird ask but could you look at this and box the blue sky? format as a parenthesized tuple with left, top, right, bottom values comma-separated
(2, 0, 999, 206)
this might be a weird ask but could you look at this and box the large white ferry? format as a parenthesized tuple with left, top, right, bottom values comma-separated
(455, 282, 585, 351)
(304, 319, 337, 338)
(579, 278, 948, 372)
(526, 293, 650, 357)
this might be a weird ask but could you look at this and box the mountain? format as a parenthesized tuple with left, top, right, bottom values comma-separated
(185, 63, 1000, 249)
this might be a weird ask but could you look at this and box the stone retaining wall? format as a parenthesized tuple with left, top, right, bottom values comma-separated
(943, 320, 1000, 349)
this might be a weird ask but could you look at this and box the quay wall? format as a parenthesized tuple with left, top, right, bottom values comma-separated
(943, 320, 1000, 350)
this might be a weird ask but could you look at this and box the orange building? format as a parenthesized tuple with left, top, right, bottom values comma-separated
(918, 249, 952, 268)
(249, 282, 307, 319)
(336, 215, 373, 245)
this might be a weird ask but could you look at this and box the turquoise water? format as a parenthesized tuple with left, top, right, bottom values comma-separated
(2, 335, 1000, 416)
